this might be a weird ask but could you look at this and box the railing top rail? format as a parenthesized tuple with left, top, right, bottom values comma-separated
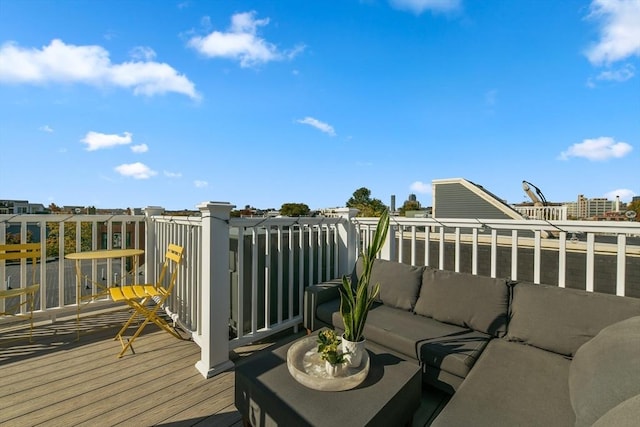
(150, 215, 203, 226)
(354, 216, 640, 235)
(0, 213, 145, 223)
(229, 216, 344, 228)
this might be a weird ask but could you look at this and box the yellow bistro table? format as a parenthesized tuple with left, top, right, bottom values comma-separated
(66, 248, 144, 338)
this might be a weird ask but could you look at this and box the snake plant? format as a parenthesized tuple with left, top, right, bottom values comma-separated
(339, 209, 389, 342)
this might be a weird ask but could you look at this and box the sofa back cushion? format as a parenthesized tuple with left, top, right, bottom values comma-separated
(569, 316, 640, 427)
(352, 258, 424, 311)
(507, 282, 640, 357)
(413, 269, 510, 337)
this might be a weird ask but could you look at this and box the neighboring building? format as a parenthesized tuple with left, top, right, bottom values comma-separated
(566, 202, 578, 219)
(431, 178, 524, 220)
(512, 201, 567, 221)
(404, 208, 432, 218)
(565, 195, 623, 220)
(0, 199, 46, 214)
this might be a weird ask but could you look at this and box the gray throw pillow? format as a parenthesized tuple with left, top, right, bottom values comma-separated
(569, 316, 640, 427)
(413, 269, 510, 337)
(352, 258, 423, 311)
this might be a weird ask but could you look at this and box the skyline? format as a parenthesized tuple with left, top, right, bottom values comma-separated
(0, 0, 638, 210)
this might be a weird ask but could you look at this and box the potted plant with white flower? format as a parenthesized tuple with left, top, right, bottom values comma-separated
(317, 329, 348, 376)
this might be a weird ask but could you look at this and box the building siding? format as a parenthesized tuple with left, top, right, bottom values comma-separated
(434, 182, 515, 219)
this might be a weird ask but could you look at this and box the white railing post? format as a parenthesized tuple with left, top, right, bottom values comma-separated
(335, 208, 359, 276)
(195, 201, 235, 379)
(144, 206, 164, 285)
(381, 215, 397, 261)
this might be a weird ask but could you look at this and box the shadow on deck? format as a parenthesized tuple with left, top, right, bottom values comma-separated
(1, 312, 449, 426)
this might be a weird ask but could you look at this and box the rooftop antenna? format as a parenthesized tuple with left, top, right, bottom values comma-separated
(522, 180, 548, 206)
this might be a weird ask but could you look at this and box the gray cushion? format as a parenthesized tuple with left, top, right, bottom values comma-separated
(352, 258, 424, 311)
(507, 282, 640, 356)
(316, 298, 340, 326)
(320, 301, 490, 383)
(414, 269, 510, 337)
(569, 316, 640, 427)
(431, 339, 574, 427)
(592, 394, 640, 427)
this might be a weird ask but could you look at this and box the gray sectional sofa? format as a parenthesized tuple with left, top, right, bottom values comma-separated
(303, 258, 640, 426)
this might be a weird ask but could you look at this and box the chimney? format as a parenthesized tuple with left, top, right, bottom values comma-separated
(615, 195, 620, 212)
(391, 195, 396, 212)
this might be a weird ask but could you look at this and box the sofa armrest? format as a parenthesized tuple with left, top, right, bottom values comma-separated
(303, 278, 343, 331)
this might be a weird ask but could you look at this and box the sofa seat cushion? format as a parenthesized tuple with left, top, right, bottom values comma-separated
(507, 282, 640, 357)
(320, 302, 490, 379)
(352, 258, 424, 310)
(569, 316, 640, 427)
(431, 339, 574, 427)
(414, 269, 510, 337)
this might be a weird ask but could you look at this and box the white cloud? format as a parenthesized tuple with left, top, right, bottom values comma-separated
(81, 131, 132, 151)
(559, 136, 633, 161)
(39, 125, 54, 133)
(164, 170, 182, 178)
(297, 117, 336, 136)
(131, 143, 148, 153)
(604, 188, 636, 202)
(585, 0, 640, 65)
(485, 89, 498, 107)
(0, 39, 199, 99)
(410, 181, 432, 194)
(389, 0, 461, 14)
(595, 63, 635, 82)
(115, 162, 157, 179)
(129, 46, 156, 61)
(187, 11, 304, 68)
(194, 180, 208, 188)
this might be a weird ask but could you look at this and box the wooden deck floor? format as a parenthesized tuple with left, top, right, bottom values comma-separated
(1, 311, 448, 427)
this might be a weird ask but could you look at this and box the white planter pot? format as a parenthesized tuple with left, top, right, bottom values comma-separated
(325, 360, 341, 377)
(342, 335, 366, 367)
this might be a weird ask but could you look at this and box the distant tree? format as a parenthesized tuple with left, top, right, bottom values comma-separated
(232, 206, 257, 217)
(46, 221, 93, 258)
(346, 187, 387, 217)
(627, 199, 640, 221)
(5, 230, 33, 244)
(280, 203, 310, 217)
(48, 203, 61, 212)
(399, 200, 421, 216)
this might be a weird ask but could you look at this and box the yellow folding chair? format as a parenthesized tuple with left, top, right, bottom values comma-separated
(0, 243, 41, 343)
(109, 243, 185, 357)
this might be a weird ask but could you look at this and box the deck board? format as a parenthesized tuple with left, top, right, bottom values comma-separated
(1, 310, 244, 427)
(1, 310, 449, 426)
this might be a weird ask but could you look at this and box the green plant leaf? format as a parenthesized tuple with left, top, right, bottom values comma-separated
(339, 210, 389, 342)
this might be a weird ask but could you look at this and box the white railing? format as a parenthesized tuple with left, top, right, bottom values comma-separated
(147, 211, 203, 332)
(353, 216, 640, 298)
(0, 213, 145, 319)
(515, 206, 568, 220)
(227, 216, 344, 346)
(3, 205, 639, 380)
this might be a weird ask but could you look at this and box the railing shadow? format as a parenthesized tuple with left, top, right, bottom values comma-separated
(0, 309, 161, 366)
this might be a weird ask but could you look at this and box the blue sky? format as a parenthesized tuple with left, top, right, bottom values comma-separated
(0, 0, 638, 211)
